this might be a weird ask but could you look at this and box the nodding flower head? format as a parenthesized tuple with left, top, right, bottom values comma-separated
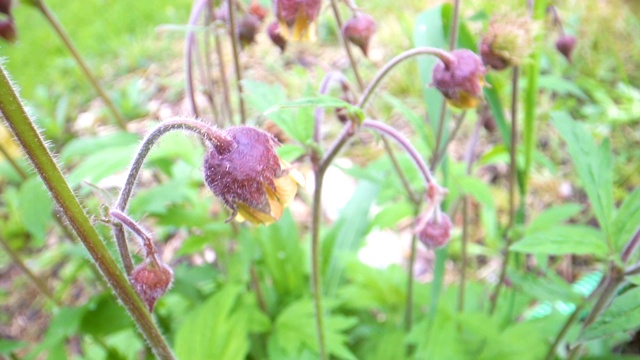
(130, 259, 173, 312)
(432, 49, 486, 109)
(555, 34, 577, 63)
(273, 0, 322, 42)
(203, 126, 302, 225)
(480, 16, 534, 71)
(416, 210, 452, 249)
(342, 12, 377, 57)
(267, 21, 287, 52)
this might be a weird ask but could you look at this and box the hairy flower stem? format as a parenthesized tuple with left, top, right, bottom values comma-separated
(0, 64, 175, 360)
(227, 0, 247, 124)
(113, 118, 232, 274)
(430, 0, 461, 171)
(358, 47, 455, 109)
(490, 67, 520, 315)
(362, 120, 437, 186)
(0, 235, 61, 306)
(329, 0, 364, 90)
(185, 0, 210, 118)
(34, 0, 127, 130)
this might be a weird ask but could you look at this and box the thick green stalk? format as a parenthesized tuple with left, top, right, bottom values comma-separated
(0, 65, 174, 360)
(35, 0, 127, 130)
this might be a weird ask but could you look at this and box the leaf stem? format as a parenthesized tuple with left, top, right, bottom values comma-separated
(185, 0, 210, 118)
(35, 0, 127, 130)
(311, 169, 328, 360)
(0, 63, 175, 360)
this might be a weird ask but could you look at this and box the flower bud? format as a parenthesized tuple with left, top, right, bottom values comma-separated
(480, 16, 534, 71)
(267, 21, 287, 52)
(432, 49, 486, 109)
(342, 13, 376, 57)
(416, 212, 452, 249)
(0, 18, 16, 43)
(273, 0, 321, 42)
(130, 259, 173, 312)
(555, 34, 576, 63)
(204, 126, 301, 225)
(237, 14, 261, 48)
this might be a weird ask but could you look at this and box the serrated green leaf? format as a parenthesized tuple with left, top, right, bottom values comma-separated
(175, 285, 250, 360)
(511, 225, 608, 256)
(17, 177, 53, 244)
(508, 271, 583, 303)
(612, 188, 640, 253)
(527, 203, 583, 234)
(552, 112, 614, 244)
(582, 287, 640, 341)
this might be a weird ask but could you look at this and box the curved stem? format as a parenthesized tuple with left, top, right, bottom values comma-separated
(362, 119, 436, 186)
(185, 0, 210, 118)
(311, 171, 328, 360)
(113, 118, 231, 274)
(329, 0, 364, 90)
(110, 210, 159, 266)
(0, 64, 175, 360)
(358, 47, 455, 109)
(35, 1, 127, 130)
(227, 0, 247, 124)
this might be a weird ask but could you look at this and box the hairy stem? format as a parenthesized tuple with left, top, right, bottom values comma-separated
(490, 67, 520, 315)
(35, 0, 127, 130)
(113, 118, 231, 274)
(227, 0, 247, 124)
(382, 136, 420, 204)
(329, 0, 364, 90)
(0, 64, 174, 360)
(358, 47, 455, 109)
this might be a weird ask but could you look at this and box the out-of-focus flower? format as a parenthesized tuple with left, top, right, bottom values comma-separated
(237, 14, 261, 48)
(416, 211, 452, 249)
(267, 21, 287, 52)
(432, 49, 486, 109)
(480, 15, 534, 70)
(555, 34, 577, 63)
(248, 0, 268, 22)
(342, 12, 377, 57)
(273, 0, 322, 42)
(203, 126, 302, 225)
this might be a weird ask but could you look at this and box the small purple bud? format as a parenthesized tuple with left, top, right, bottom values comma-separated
(416, 212, 452, 249)
(130, 259, 173, 312)
(342, 13, 377, 57)
(556, 34, 577, 63)
(267, 21, 287, 52)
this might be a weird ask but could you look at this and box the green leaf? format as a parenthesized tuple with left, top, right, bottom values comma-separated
(175, 285, 254, 360)
(527, 203, 583, 234)
(456, 176, 498, 244)
(552, 112, 614, 243)
(369, 201, 414, 230)
(66, 144, 138, 187)
(612, 188, 640, 252)
(511, 225, 608, 256)
(582, 287, 640, 340)
(323, 180, 380, 295)
(0, 339, 26, 354)
(60, 132, 139, 163)
(263, 95, 362, 120)
(508, 271, 583, 303)
(80, 295, 134, 337)
(17, 177, 54, 244)
(269, 299, 357, 360)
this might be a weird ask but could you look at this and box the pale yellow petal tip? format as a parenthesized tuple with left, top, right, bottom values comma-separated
(279, 16, 317, 42)
(237, 204, 277, 225)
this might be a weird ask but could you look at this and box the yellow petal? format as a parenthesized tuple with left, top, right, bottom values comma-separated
(237, 203, 277, 225)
